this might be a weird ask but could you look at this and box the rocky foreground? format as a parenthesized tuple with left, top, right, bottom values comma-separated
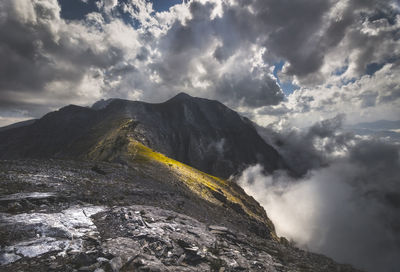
(0, 160, 361, 272)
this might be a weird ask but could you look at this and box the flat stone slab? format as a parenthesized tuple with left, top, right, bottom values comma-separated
(0, 205, 106, 265)
(208, 225, 229, 232)
(0, 192, 57, 202)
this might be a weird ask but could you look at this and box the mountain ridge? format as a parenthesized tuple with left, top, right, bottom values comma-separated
(0, 93, 287, 179)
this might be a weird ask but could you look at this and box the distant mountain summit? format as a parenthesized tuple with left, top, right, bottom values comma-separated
(0, 93, 285, 178)
(91, 98, 116, 110)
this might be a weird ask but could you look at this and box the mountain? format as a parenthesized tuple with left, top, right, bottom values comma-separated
(345, 120, 400, 141)
(0, 119, 36, 132)
(0, 93, 362, 271)
(0, 92, 286, 178)
(348, 120, 400, 131)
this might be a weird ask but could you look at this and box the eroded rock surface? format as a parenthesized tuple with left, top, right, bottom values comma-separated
(0, 204, 294, 271)
(0, 160, 362, 271)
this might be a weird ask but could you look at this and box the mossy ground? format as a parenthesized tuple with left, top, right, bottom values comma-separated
(127, 139, 277, 238)
(86, 119, 277, 239)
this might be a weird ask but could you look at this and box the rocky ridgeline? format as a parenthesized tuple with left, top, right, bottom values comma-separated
(0, 93, 287, 179)
(0, 160, 361, 272)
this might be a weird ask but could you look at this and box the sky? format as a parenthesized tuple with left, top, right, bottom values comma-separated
(0, 0, 399, 128)
(0, 1, 400, 271)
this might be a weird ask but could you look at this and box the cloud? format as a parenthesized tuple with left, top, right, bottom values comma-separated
(256, 115, 352, 176)
(0, 0, 399, 126)
(238, 121, 400, 272)
(208, 138, 226, 155)
(145, 0, 285, 107)
(0, 0, 118, 113)
(255, 62, 400, 128)
(0, 0, 150, 119)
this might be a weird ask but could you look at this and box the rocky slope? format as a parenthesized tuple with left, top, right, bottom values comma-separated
(0, 160, 361, 272)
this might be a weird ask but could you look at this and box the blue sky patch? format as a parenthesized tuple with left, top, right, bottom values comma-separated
(58, 0, 182, 21)
(333, 65, 348, 76)
(366, 62, 385, 76)
(58, 0, 99, 20)
(152, 0, 183, 12)
(341, 77, 357, 85)
(273, 60, 299, 96)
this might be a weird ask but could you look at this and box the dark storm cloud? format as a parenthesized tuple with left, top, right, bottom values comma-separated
(0, 0, 124, 103)
(0, 98, 57, 117)
(240, 116, 400, 272)
(255, 0, 332, 76)
(257, 115, 351, 176)
(211, 3, 258, 58)
(150, 0, 284, 107)
(338, 1, 400, 77)
(350, 139, 399, 172)
(145, 2, 218, 98)
(156, 0, 397, 94)
(0, 1, 61, 93)
(347, 29, 400, 76)
(215, 73, 284, 107)
(238, 0, 400, 83)
(0, 0, 154, 123)
(0, 0, 399, 124)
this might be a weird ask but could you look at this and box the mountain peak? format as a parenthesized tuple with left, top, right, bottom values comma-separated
(91, 98, 117, 110)
(174, 92, 193, 99)
(168, 92, 195, 102)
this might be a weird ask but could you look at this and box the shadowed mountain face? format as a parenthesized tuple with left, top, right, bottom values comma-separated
(0, 93, 285, 178)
